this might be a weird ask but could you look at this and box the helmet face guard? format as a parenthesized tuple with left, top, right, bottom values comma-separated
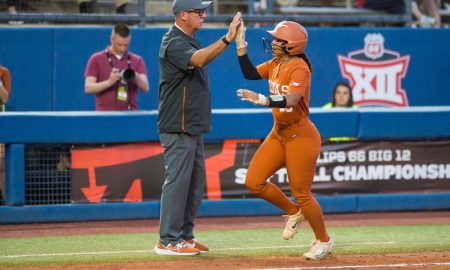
(262, 38, 272, 53)
(262, 37, 288, 55)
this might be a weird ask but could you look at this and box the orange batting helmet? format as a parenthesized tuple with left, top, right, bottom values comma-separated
(267, 21, 308, 55)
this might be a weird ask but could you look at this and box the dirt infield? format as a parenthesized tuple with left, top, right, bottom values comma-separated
(4, 252, 449, 270)
(1, 211, 450, 270)
(1, 211, 450, 238)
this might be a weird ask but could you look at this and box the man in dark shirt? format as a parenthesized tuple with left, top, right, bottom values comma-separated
(154, 0, 242, 256)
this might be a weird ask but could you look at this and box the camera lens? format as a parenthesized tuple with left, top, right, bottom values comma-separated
(121, 69, 135, 82)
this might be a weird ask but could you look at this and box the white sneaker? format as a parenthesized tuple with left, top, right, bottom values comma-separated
(282, 209, 304, 240)
(303, 238, 334, 260)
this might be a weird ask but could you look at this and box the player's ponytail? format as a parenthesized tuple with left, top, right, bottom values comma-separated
(298, 53, 313, 73)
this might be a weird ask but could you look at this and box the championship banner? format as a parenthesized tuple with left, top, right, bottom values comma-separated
(71, 140, 450, 203)
(313, 140, 450, 194)
(206, 140, 450, 199)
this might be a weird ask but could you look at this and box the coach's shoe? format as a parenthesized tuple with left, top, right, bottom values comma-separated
(303, 238, 334, 260)
(282, 209, 304, 240)
(154, 240, 200, 256)
(185, 238, 209, 254)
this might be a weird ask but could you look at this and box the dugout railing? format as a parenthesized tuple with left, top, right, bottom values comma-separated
(0, 107, 449, 224)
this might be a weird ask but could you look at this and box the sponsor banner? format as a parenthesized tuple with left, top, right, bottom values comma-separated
(71, 140, 450, 203)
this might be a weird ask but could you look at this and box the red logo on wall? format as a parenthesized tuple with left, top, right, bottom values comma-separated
(71, 143, 165, 203)
(338, 33, 410, 107)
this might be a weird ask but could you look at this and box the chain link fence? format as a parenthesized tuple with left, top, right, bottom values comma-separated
(0, 144, 71, 206)
(24, 145, 72, 205)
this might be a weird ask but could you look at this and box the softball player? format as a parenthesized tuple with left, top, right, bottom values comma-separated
(235, 20, 333, 260)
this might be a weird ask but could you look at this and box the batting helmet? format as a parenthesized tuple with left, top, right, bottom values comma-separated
(267, 21, 308, 55)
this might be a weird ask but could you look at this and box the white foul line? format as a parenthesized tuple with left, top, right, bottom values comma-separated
(249, 262, 450, 270)
(1, 250, 149, 259)
(0, 241, 397, 259)
(214, 242, 398, 251)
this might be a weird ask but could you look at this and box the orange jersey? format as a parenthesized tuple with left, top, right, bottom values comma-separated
(257, 57, 311, 125)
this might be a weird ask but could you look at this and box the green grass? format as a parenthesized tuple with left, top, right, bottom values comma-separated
(0, 224, 449, 267)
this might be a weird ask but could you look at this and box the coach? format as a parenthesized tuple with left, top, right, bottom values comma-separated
(154, 0, 242, 256)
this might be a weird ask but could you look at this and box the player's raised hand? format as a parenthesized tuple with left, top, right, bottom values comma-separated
(235, 18, 247, 49)
(225, 12, 242, 42)
(237, 89, 268, 106)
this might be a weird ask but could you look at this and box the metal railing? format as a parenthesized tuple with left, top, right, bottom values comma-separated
(0, 0, 412, 26)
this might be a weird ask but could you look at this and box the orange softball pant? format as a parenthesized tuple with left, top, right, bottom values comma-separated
(245, 118, 329, 241)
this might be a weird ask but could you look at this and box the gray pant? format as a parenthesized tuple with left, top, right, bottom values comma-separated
(158, 133, 206, 246)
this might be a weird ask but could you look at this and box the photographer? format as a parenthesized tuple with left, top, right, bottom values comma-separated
(84, 23, 149, 111)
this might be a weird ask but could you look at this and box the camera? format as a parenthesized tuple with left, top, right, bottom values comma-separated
(120, 69, 135, 84)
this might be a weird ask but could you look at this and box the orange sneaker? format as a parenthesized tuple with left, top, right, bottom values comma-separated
(185, 238, 209, 254)
(154, 240, 200, 256)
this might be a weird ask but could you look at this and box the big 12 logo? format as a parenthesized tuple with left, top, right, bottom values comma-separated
(338, 33, 410, 107)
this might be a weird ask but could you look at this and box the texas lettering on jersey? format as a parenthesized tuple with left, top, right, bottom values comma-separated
(269, 79, 289, 95)
(338, 33, 410, 107)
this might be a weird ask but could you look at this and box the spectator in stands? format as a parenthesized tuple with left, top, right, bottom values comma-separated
(84, 23, 149, 111)
(323, 82, 356, 109)
(116, 0, 132, 14)
(78, 0, 133, 14)
(78, 0, 96, 13)
(411, 0, 441, 27)
(7, 0, 21, 14)
(153, 0, 241, 256)
(359, 0, 405, 14)
(7, 0, 32, 14)
(443, 0, 450, 9)
(323, 82, 357, 142)
(7, 0, 17, 14)
(6, 0, 31, 24)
